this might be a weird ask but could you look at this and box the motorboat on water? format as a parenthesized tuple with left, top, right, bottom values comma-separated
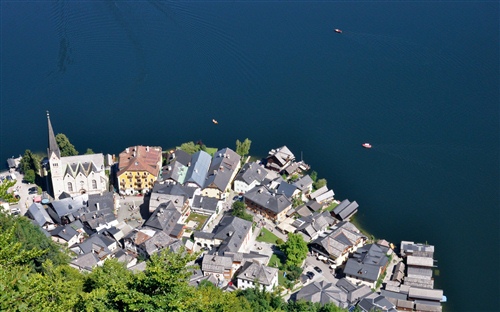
(334, 29, 342, 34)
(362, 143, 372, 149)
(212, 119, 218, 124)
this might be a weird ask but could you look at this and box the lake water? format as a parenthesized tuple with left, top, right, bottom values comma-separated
(1, 2, 498, 311)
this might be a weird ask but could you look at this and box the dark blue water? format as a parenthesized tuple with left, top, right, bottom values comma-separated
(1, 2, 498, 310)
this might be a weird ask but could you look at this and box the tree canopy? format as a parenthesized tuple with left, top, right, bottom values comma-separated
(236, 138, 252, 158)
(20, 149, 41, 174)
(231, 201, 253, 222)
(179, 141, 201, 154)
(313, 178, 327, 190)
(85, 148, 95, 155)
(280, 233, 309, 268)
(56, 133, 79, 156)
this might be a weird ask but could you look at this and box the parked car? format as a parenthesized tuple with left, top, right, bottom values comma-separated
(314, 266, 323, 274)
(306, 271, 315, 280)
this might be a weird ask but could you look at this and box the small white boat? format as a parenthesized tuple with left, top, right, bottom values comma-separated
(334, 29, 342, 34)
(212, 119, 218, 124)
(362, 143, 372, 149)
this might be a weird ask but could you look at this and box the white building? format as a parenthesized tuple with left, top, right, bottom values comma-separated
(46, 112, 107, 199)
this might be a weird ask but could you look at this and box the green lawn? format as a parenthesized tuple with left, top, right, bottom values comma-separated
(204, 147, 218, 156)
(269, 252, 285, 269)
(185, 213, 209, 231)
(324, 201, 339, 212)
(278, 270, 287, 286)
(256, 227, 280, 244)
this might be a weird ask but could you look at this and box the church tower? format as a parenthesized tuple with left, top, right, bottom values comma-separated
(47, 111, 63, 193)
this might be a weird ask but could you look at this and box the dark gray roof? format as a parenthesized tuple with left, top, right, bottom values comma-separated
(358, 294, 397, 312)
(295, 280, 348, 308)
(204, 148, 240, 191)
(336, 278, 372, 304)
(336, 200, 359, 221)
(170, 149, 192, 167)
(162, 161, 188, 184)
(276, 181, 297, 198)
(50, 224, 78, 243)
(295, 205, 312, 217)
(344, 244, 390, 282)
(143, 201, 181, 234)
(214, 216, 252, 254)
(380, 290, 408, 301)
(26, 202, 53, 226)
(87, 192, 114, 212)
(192, 195, 219, 213)
(293, 175, 313, 192)
(141, 231, 179, 256)
(77, 234, 111, 256)
(184, 150, 211, 187)
(244, 185, 292, 215)
(237, 261, 278, 286)
(306, 200, 324, 212)
(152, 183, 197, 198)
(70, 252, 99, 271)
(193, 231, 216, 240)
(310, 221, 365, 259)
(234, 162, 268, 185)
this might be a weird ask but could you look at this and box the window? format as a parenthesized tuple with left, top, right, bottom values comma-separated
(92, 179, 97, 189)
(67, 182, 73, 192)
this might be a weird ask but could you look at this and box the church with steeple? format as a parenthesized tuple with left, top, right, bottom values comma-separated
(46, 112, 108, 199)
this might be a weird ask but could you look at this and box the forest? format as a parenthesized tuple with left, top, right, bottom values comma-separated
(0, 212, 347, 312)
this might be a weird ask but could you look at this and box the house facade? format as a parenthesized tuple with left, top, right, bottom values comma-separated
(233, 162, 268, 194)
(237, 261, 278, 292)
(244, 185, 292, 222)
(117, 145, 162, 195)
(202, 148, 241, 199)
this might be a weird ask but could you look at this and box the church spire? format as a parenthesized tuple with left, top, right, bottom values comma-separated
(47, 111, 60, 158)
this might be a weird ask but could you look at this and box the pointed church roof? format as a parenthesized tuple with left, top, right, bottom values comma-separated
(47, 111, 60, 158)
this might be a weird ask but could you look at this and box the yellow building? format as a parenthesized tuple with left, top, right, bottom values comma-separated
(117, 146, 162, 195)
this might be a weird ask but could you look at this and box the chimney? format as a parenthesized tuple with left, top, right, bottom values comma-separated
(146, 146, 150, 152)
(96, 203, 100, 211)
(126, 147, 129, 153)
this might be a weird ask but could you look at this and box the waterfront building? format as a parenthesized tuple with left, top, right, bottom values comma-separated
(233, 162, 268, 194)
(202, 148, 241, 199)
(265, 145, 295, 172)
(343, 243, 391, 289)
(117, 145, 162, 195)
(46, 112, 107, 199)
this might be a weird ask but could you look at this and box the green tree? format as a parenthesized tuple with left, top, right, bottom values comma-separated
(280, 233, 308, 267)
(20, 149, 40, 173)
(85, 148, 95, 154)
(236, 138, 252, 158)
(24, 169, 36, 184)
(313, 178, 327, 190)
(310, 171, 318, 182)
(56, 133, 79, 156)
(179, 141, 201, 154)
(231, 201, 253, 222)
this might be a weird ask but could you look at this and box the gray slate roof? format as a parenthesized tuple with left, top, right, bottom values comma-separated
(214, 216, 252, 254)
(26, 202, 53, 226)
(192, 195, 219, 213)
(344, 244, 390, 283)
(237, 261, 278, 286)
(276, 181, 297, 198)
(310, 221, 365, 259)
(162, 161, 188, 184)
(87, 192, 114, 212)
(234, 162, 268, 185)
(295, 280, 348, 308)
(244, 185, 292, 214)
(333, 199, 359, 221)
(50, 224, 79, 244)
(293, 175, 313, 192)
(143, 201, 181, 234)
